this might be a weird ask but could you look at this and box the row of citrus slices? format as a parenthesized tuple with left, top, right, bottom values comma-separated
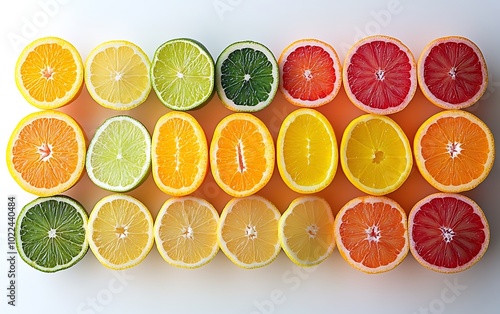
(7, 106, 494, 198)
(14, 35, 488, 115)
(15, 192, 489, 275)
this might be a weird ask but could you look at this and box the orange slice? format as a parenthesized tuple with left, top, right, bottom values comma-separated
(414, 110, 495, 193)
(409, 193, 490, 273)
(6, 110, 86, 196)
(343, 35, 417, 114)
(217, 196, 281, 269)
(15, 36, 83, 109)
(334, 195, 409, 274)
(278, 38, 342, 107)
(417, 36, 488, 109)
(277, 108, 338, 193)
(210, 113, 275, 197)
(152, 111, 208, 196)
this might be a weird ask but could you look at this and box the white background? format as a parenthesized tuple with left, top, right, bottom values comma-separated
(1, 0, 499, 313)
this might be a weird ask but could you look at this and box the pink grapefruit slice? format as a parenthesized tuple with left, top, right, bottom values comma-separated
(343, 35, 417, 115)
(278, 39, 342, 108)
(417, 36, 488, 109)
(409, 193, 490, 273)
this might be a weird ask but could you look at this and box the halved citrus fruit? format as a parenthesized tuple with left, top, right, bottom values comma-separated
(154, 196, 219, 269)
(15, 195, 88, 273)
(15, 36, 83, 109)
(343, 35, 417, 115)
(334, 195, 409, 274)
(278, 196, 335, 267)
(277, 108, 338, 193)
(217, 196, 281, 269)
(409, 193, 489, 273)
(215, 41, 279, 112)
(340, 114, 412, 195)
(87, 194, 154, 270)
(151, 38, 214, 110)
(84, 40, 151, 110)
(152, 111, 208, 196)
(6, 110, 86, 196)
(86, 115, 151, 192)
(278, 38, 342, 107)
(210, 113, 275, 197)
(414, 110, 494, 193)
(417, 36, 488, 109)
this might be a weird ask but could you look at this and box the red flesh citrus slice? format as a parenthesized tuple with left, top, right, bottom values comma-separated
(279, 39, 342, 107)
(409, 193, 490, 273)
(343, 35, 417, 115)
(417, 36, 488, 109)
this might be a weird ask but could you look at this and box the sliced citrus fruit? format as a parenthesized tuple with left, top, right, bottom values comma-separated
(154, 197, 219, 269)
(210, 113, 275, 197)
(84, 40, 151, 110)
(150, 38, 214, 110)
(409, 193, 489, 273)
(6, 110, 86, 196)
(215, 41, 279, 112)
(87, 194, 154, 270)
(334, 195, 409, 274)
(278, 196, 335, 267)
(86, 115, 151, 192)
(340, 114, 412, 195)
(414, 110, 494, 193)
(152, 111, 208, 196)
(343, 35, 417, 115)
(417, 36, 488, 109)
(217, 196, 281, 269)
(278, 38, 342, 107)
(15, 36, 83, 109)
(277, 108, 338, 193)
(15, 195, 88, 273)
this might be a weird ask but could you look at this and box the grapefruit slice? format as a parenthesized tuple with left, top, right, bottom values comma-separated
(409, 193, 490, 273)
(417, 36, 488, 109)
(343, 35, 417, 115)
(278, 39, 342, 107)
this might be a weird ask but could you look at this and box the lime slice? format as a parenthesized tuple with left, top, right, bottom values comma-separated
(86, 115, 151, 192)
(15, 195, 88, 272)
(215, 41, 279, 112)
(150, 38, 215, 110)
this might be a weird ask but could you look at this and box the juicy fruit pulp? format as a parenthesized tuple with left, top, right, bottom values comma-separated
(409, 193, 489, 273)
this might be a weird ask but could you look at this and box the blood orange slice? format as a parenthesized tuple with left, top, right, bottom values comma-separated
(417, 36, 488, 109)
(343, 35, 417, 115)
(278, 39, 342, 107)
(409, 193, 490, 273)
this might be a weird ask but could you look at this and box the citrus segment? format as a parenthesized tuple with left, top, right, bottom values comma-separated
(279, 39, 342, 107)
(409, 193, 489, 273)
(152, 112, 208, 196)
(210, 113, 275, 197)
(216, 41, 279, 112)
(86, 115, 151, 192)
(6, 110, 86, 196)
(15, 36, 84, 109)
(417, 36, 488, 109)
(278, 196, 335, 267)
(414, 110, 494, 193)
(277, 108, 338, 193)
(217, 196, 281, 269)
(334, 196, 409, 273)
(87, 194, 154, 270)
(154, 197, 219, 268)
(85, 40, 151, 110)
(340, 114, 412, 195)
(15, 195, 88, 273)
(151, 38, 214, 110)
(343, 35, 417, 114)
